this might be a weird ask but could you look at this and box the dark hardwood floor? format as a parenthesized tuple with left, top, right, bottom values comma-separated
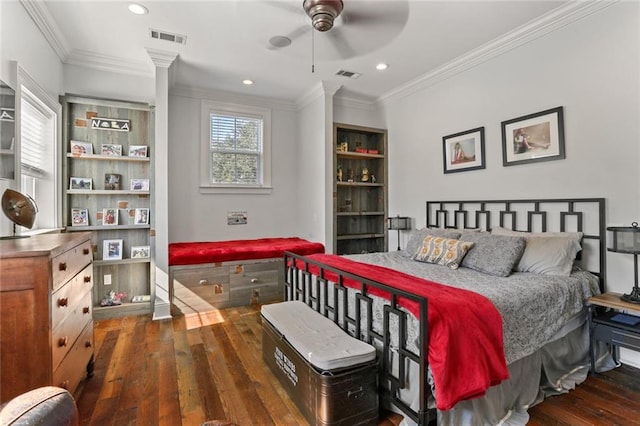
(76, 305, 640, 425)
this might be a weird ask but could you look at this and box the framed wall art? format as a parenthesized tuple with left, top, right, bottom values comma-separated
(101, 143, 122, 156)
(69, 177, 92, 190)
(103, 239, 123, 261)
(102, 208, 118, 225)
(71, 208, 89, 226)
(442, 127, 485, 174)
(70, 140, 93, 155)
(130, 245, 150, 259)
(128, 145, 148, 157)
(502, 106, 565, 166)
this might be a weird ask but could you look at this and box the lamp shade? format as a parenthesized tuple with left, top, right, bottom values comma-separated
(607, 223, 640, 254)
(388, 216, 410, 230)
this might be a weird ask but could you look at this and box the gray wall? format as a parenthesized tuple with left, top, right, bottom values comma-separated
(381, 2, 639, 365)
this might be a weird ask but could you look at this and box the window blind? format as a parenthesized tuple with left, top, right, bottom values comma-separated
(210, 114, 262, 185)
(20, 95, 50, 178)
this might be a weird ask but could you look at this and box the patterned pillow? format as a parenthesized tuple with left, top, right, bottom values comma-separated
(412, 236, 474, 269)
(459, 233, 526, 277)
(402, 228, 462, 258)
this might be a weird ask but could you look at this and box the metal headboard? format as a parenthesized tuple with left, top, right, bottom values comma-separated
(426, 198, 606, 292)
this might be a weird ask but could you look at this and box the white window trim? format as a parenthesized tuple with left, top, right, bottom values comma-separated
(200, 100, 272, 194)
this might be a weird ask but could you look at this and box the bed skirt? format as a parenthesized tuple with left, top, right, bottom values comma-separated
(398, 314, 616, 426)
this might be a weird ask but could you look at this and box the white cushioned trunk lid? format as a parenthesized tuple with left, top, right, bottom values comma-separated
(261, 301, 376, 371)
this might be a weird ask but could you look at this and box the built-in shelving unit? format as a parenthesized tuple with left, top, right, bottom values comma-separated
(333, 123, 388, 255)
(61, 95, 155, 320)
(0, 83, 16, 181)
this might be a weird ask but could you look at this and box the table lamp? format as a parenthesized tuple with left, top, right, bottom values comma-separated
(388, 215, 410, 251)
(607, 222, 640, 304)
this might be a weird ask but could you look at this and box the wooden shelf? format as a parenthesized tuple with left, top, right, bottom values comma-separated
(336, 182, 384, 187)
(336, 233, 385, 241)
(337, 211, 385, 217)
(67, 153, 150, 162)
(67, 224, 150, 232)
(93, 258, 151, 266)
(336, 151, 384, 160)
(67, 189, 150, 196)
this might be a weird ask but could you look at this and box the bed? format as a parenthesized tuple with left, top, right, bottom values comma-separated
(282, 198, 615, 425)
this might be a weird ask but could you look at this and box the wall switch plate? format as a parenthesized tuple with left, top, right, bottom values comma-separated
(104, 274, 112, 285)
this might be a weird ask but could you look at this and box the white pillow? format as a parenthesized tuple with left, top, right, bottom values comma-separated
(515, 236, 581, 276)
(491, 226, 583, 245)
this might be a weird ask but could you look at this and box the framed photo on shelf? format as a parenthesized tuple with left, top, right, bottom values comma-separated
(69, 177, 92, 190)
(104, 173, 121, 190)
(134, 208, 149, 225)
(70, 140, 93, 155)
(103, 239, 123, 261)
(71, 208, 89, 226)
(130, 178, 150, 191)
(130, 245, 150, 259)
(501, 106, 565, 167)
(128, 145, 148, 157)
(101, 143, 122, 156)
(442, 127, 486, 174)
(102, 208, 118, 226)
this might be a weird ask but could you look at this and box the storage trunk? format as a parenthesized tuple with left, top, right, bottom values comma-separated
(262, 317, 379, 426)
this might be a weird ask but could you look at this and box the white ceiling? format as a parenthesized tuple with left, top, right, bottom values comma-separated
(33, 0, 578, 102)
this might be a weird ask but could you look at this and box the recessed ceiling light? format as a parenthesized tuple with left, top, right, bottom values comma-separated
(376, 63, 389, 71)
(269, 36, 292, 48)
(243, 80, 254, 85)
(128, 3, 148, 15)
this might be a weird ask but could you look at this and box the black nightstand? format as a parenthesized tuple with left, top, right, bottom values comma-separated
(588, 292, 640, 373)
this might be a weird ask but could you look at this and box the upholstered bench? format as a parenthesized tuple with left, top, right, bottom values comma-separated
(261, 301, 379, 426)
(168, 237, 324, 312)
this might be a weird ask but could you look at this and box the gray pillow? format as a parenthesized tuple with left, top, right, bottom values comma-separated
(515, 236, 581, 276)
(402, 228, 461, 258)
(459, 233, 526, 277)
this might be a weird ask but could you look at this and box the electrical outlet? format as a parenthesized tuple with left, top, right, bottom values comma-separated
(104, 274, 112, 285)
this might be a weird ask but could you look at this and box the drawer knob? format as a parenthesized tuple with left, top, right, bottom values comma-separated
(58, 336, 69, 347)
(85, 340, 92, 348)
(83, 247, 90, 255)
(251, 278, 259, 283)
(83, 306, 90, 314)
(60, 380, 69, 389)
(59, 262, 67, 271)
(57, 297, 69, 307)
(84, 275, 92, 283)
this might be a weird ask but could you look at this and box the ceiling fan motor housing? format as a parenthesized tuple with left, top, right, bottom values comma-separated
(303, 0, 344, 32)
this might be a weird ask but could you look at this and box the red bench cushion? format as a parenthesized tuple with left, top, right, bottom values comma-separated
(169, 237, 325, 266)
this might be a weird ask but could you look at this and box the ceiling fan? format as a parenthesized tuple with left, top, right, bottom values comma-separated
(265, 0, 409, 62)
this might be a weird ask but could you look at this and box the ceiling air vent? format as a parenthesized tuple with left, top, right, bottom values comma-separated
(335, 69, 361, 79)
(150, 29, 187, 45)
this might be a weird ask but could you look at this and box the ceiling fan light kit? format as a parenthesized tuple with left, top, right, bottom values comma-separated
(303, 0, 344, 32)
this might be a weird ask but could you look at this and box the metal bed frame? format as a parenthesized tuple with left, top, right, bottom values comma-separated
(283, 197, 606, 424)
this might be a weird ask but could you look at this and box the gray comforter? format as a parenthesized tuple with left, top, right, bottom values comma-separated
(344, 251, 600, 364)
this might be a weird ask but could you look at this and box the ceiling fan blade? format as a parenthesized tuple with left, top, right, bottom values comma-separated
(324, 27, 356, 60)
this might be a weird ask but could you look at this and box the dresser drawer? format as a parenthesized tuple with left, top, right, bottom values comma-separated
(229, 260, 282, 290)
(52, 240, 93, 291)
(52, 290, 93, 370)
(52, 264, 93, 327)
(172, 265, 230, 304)
(53, 321, 93, 392)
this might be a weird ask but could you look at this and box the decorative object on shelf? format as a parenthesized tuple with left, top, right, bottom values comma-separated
(128, 145, 147, 157)
(131, 294, 151, 303)
(104, 173, 121, 190)
(443, 127, 486, 174)
(337, 165, 343, 182)
(70, 140, 93, 155)
(388, 215, 410, 251)
(134, 208, 149, 225)
(101, 144, 122, 156)
(69, 177, 92, 190)
(0, 107, 14, 121)
(607, 222, 640, 304)
(371, 174, 376, 183)
(361, 167, 369, 182)
(501, 106, 565, 167)
(131, 245, 150, 259)
(130, 178, 149, 191)
(355, 147, 367, 154)
(102, 208, 118, 226)
(100, 291, 127, 307)
(1, 189, 38, 238)
(71, 208, 89, 226)
(102, 239, 123, 260)
(347, 168, 354, 182)
(337, 141, 348, 152)
(91, 117, 131, 132)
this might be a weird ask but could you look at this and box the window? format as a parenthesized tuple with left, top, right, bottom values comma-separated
(17, 73, 59, 232)
(200, 100, 271, 194)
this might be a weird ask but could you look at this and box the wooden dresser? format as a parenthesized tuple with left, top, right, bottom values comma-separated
(0, 232, 94, 403)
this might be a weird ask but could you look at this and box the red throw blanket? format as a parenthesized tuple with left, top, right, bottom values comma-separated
(299, 253, 509, 411)
(168, 237, 324, 266)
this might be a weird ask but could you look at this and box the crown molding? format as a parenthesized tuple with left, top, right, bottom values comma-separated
(170, 85, 297, 111)
(64, 49, 154, 77)
(333, 95, 377, 111)
(146, 48, 179, 69)
(379, 0, 617, 103)
(20, 0, 70, 61)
